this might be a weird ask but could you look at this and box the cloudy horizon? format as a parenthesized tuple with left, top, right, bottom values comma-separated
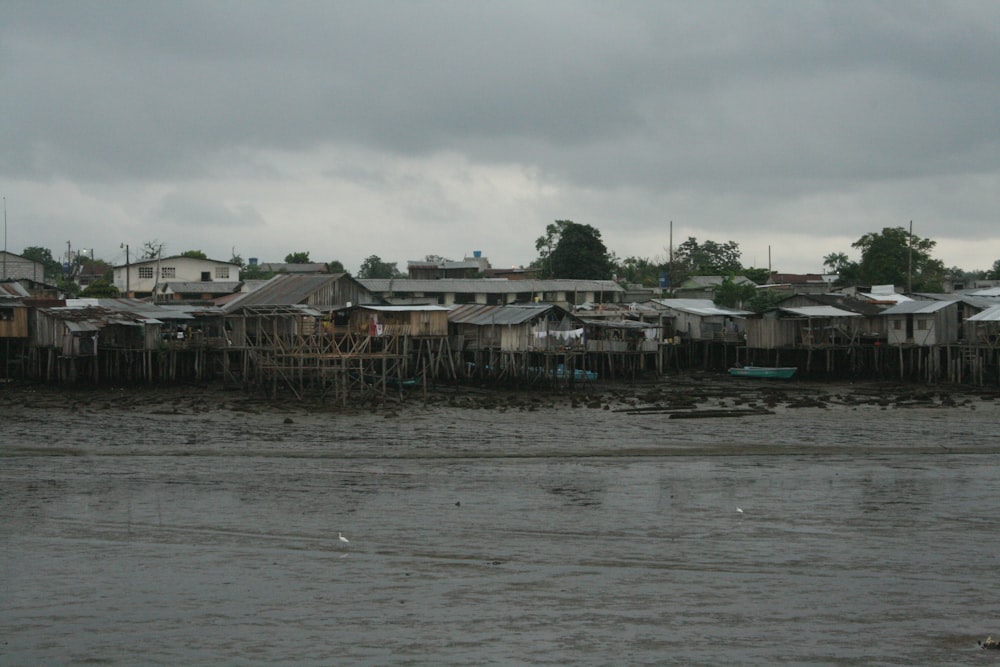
(2, 1, 998, 276)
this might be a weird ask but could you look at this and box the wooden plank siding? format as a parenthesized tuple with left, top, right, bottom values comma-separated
(0, 306, 28, 338)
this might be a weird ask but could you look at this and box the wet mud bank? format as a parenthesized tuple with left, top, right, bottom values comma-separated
(3, 371, 999, 460)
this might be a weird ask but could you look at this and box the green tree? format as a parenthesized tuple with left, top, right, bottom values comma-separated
(674, 237, 743, 276)
(80, 278, 120, 298)
(986, 260, 1000, 281)
(713, 274, 756, 308)
(240, 263, 273, 280)
(617, 256, 668, 287)
(181, 250, 208, 259)
(357, 255, 400, 279)
(823, 252, 851, 274)
(326, 260, 346, 274)
(851, 226, 945, 291)
(534, 220, 613, 280)
(746, 288, 788, 314)
(21, 246, 64, 281)
(740, 267, 772, 284)
(285, 251, 311, 264)
(533, 220, 571, 278)
(822, 251, 860, 285)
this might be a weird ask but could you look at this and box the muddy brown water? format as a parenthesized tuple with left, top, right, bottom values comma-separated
(3, 378, 1000, 665)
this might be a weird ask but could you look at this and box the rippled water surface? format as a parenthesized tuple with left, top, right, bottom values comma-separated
(3, 384, 1000, 665)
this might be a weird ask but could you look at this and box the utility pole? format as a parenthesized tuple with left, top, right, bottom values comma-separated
(121, 243, 130, 295)
(2, 197, 6, 280)
(907, 220, 913, 294)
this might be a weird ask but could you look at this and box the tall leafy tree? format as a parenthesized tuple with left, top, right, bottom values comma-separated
(823, 252, 852, 274)
(533, 220, 572, 278)
(534, 220, 613, 279)
(987, 260, 1000, 281)
(851, 226, 945, 291)
(285, 251, 311, 264)
(616, 256, 666, 287)
(673, 237, 743, 276)
(357, 255, 401, 279)
(181, 250, 208, 259)
(740, 267, 772, 284)
(21, 246, 64, 281)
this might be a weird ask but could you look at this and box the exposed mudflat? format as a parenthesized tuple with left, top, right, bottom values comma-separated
(3, 372, 998, 458)
(3, 374, 1000, 665)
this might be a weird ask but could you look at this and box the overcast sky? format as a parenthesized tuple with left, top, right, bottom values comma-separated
(2, 1, 998, 276)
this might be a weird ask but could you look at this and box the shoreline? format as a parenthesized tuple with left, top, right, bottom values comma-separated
(2, 370, 998, 416)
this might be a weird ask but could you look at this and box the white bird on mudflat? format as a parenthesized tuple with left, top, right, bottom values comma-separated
(339, 532, 350, 544)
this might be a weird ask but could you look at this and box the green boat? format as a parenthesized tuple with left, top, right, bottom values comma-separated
(728, 366, 797, 379)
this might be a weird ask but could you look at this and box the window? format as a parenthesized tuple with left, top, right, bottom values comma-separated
(917, 319, 929, 330)
(138, 266, 154, 279)
(215, 267, 229, 279)
(893, 320, 901, 330)
(161, 267, 176, 279)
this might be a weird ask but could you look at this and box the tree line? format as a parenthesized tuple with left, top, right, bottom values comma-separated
(14, 222, 1000, 306)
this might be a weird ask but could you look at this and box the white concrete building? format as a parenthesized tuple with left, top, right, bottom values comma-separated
(113, 255, 240, 298)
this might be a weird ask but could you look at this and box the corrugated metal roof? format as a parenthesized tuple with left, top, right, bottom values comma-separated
(224, 274, 344, 311)
(652, 298, 751, 317)
(859, 286, 912, 304)
(161, 281, 241, 294)
(359, 278, 624, 294)
(966, 304, 1000, 322)
(971, 286, 1000, 297)
(778, 306, 861, 318)
(448, 303, 564, 326)
(880, 300, 957, 315)
(64, 299, 194, 321)
(64, 320, 100, 332)
(0, 281, 31, 298)
(680, 275, 755, 288)
(587, 319, 660, 329)
(358, 305, 451, 312)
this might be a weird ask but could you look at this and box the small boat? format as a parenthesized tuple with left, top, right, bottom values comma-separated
(528, 364, 598, 381)
(351, 372, 421, 388)
(728, 365, 797, 379)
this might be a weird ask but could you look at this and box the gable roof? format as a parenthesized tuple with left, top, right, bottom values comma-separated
(448, 303, 577, 326)
(160, 281, 242, 295)
(967, 304, 1000, 322)
(880, 300, 957, 315)
(777, 305, 860, 318)
(652, 298, 751, 317)
(858, 285, 913, 304)
(776, 293, 887, 316)
(678, 275, 756, 288)
(767, 273, 831, 284)
(223, 273, 355, 311)
(0, 281, 32, 299)
(113, 255, 239, 269)
(256, 262, 329, 274)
